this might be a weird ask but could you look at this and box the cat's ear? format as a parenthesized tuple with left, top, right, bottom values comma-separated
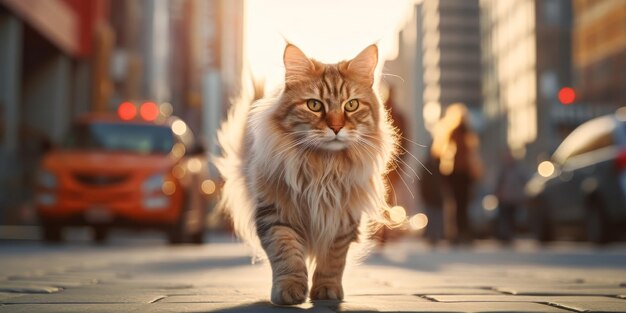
(344, 45, 378, 86)
(284, 44, 315, 84)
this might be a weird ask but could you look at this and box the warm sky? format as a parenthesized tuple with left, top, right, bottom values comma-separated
(245, 0, 416, 88)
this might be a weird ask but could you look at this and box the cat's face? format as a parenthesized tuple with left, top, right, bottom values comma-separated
(273, 45, 381, 152)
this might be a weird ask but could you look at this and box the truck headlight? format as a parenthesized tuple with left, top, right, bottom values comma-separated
(142, 174, 165, 193)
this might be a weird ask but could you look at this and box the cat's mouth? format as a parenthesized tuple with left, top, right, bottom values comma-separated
(322, 138, 348, 151)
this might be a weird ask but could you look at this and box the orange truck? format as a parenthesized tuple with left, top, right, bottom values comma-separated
(35, 102, 216, 244)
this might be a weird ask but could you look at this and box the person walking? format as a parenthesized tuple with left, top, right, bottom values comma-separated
(419, 151, 445, 245)
(431, 103, 483, 244)
(495, 149, 528, 244)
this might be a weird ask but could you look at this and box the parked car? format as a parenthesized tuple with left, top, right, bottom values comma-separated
(35, 102, 216, 244)
(525, 109, 626, 243)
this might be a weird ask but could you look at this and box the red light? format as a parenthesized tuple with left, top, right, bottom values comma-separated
(118, 102, 137, 120)
(558, 87, 576, 105)
(140, 102, 159, 121)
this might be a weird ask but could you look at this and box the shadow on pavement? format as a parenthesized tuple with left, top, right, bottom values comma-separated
(210, 300, 381, 313)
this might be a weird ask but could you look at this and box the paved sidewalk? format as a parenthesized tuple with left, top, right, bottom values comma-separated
(0, 235, 625, 312)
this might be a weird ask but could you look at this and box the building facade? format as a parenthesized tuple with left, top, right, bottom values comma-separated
(572, 0, 626, 110)
(479, 0, 572, 188)
(0, 0, 111, 223)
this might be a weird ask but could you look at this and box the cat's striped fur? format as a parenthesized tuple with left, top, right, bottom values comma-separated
(215, 44, 398, 305)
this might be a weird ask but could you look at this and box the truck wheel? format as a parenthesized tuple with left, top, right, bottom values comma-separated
(585, 196, 610, 244)
(92, 226, 109, 244)
(42, 224, 63, 243)
(168, 227, 184, 244)
(530, 201, 552, 244)
(168, 211, 186, 245)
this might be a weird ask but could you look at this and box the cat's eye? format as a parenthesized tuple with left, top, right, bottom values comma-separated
(306, 99, 323, 112)
(345, 99, 359, 112)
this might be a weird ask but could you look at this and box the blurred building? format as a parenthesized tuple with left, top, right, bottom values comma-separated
(420, 0, 482, 131)
(0, 0, 111, 223)
(479, 0, 572, 187)
(572, 0, 626, 111)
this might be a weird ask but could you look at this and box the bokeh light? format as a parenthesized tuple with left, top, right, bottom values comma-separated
(201, 179, 216, 195)
(161, 181, 176, 196)
(118, 102, 137, 120)
(186, 158, 202, 174)
(538, 161, 555, 177)
(558, 87, 576, 105)
(171, 120, 188, 136)
(409, 213, 428, 231)
(140, 102, 159, 121)
(388, 206, 407, 224)
(482, 194, 499, 211)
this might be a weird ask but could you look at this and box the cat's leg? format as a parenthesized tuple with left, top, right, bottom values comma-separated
(310, 229, 356, 300)
(256, 205, 308, 305)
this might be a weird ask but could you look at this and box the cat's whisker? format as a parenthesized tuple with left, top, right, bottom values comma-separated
(398, 134, 428, 148)
(354, 139, 379, 164)
(388, 159, 415, 200)
(385, 174, 399, 206)
(355, 139, 415, 199)
(392, 160, 416, 184)
(394, 144, 431, 176)
(392, 155, 420, 181)
(381, 72, 405, 84)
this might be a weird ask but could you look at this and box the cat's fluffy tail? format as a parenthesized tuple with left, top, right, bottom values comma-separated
(213, 77, 264, 261)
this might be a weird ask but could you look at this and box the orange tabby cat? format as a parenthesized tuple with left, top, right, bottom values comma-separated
(215, 44, 397, 305)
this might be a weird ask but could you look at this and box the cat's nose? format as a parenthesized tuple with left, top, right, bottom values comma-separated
(329, 125, 342, 135)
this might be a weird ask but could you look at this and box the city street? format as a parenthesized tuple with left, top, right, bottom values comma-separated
(1, 230, 626, 312)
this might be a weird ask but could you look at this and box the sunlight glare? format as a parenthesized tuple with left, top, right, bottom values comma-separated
(245, 0, 415, 87)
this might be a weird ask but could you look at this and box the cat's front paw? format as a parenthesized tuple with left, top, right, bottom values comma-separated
(310, 284, 344, 300)
(271, 278, 308, 305)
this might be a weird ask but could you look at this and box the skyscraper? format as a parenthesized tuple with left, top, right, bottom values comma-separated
(480, 0, 572, 185)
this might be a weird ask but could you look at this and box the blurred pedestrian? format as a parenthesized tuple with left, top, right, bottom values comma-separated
(495, 149, 528, 244)
(431, 103, 483, 244)
(419, 151, 445, 245)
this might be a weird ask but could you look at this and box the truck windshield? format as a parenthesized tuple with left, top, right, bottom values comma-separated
(65, 122, 175, 154)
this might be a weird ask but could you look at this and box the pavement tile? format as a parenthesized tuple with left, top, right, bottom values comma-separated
(95, 280, 194, 290)
(496, 286, 626, 296)
(1, 287, 166, 304)
(8, 273, 101, 282)
(158, 294, 266, 303)
(550, 299, 626, 313)
(0, 281, 61, 294)
(344, 285, 403, 296)
(412, 287, 501, 296)
(428, 295, 619, 303)
(157, 286, 263, 297)
(338, 301, 568, 312)
(3, 280, 93, 289)
(0, 292, 25, 301)
(0, 303, 144, 313)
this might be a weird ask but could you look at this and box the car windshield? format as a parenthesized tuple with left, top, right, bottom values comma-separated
(65, 122, 175, 154)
